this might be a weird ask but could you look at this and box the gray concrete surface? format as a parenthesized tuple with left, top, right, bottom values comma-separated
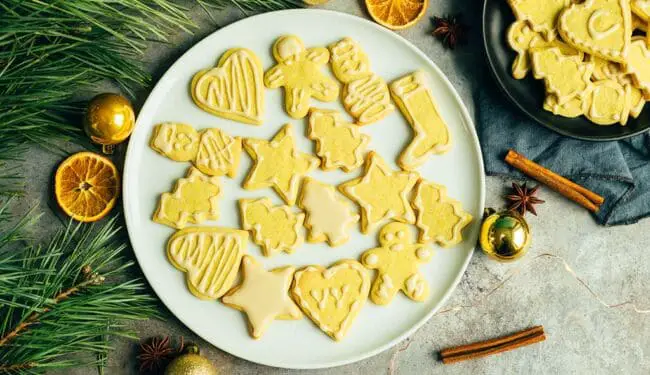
(14, 1, 649, 374)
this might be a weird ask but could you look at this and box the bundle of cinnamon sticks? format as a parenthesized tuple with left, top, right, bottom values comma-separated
(505, 150, 604, 212)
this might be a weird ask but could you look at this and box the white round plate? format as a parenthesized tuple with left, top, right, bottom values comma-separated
(123, 9, 484, 370)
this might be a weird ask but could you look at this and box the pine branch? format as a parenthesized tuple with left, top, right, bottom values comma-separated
(199, 0, 303, 12)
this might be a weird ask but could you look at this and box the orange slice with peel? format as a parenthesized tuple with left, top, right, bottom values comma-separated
(365, 0, 429, 30)
(55, 151, 120, 222)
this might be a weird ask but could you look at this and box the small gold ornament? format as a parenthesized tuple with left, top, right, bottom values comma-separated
(83, 93, 135, 154)
(303, 0, 330, 4)
(479, 209, 531, 262)
(164, 344, 217, 375)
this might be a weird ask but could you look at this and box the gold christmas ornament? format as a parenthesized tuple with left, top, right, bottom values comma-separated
(83, 93, 135, 154)
(164, 344, 217, 375)
(479, 209, 531, 262)
(303, 0, 330, 4)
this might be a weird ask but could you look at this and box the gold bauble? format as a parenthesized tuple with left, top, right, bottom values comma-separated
(83, 93, 135, 151)
(164, 344, 217, 375)
(479, 209, 531, 262)
(303, 0, 330, 4)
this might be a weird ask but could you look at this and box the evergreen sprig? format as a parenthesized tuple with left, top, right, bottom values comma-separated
(0, 200, 159, 374)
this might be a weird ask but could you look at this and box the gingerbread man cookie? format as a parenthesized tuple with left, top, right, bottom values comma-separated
(360, 222, 433, 305)
(264, 35, 339, 119)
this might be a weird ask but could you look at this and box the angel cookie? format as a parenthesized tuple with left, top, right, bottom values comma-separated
(291, 260, 370, 341)
(307, 109, 370, 172)
(242, 124, 319, 205)
(222, 256, 302, 339)
(339, 152, 419, 234)
(508, 0, 571, 40)
(361, 222, 433, 305)
(531, 47, 594, 104)
(390, 71, 452, 171)
(191, 48, 264, 125)
(153, 167, 221, 229)
(150, 122, 199, 162)
(558, 0, 632, 63)
(239, 197, 304, 257)
(264, 35, 339, 119)
(329, 38, 394, 125)
(411, 179, 473, 247)
(298, 177, 359, 247)
(167, 227, 248, 300)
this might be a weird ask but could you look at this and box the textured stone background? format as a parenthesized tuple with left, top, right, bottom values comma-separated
(23, 1, 649, 374)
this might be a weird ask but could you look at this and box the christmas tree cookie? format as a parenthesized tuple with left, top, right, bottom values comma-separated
(307, 109, 370, 172)
(242, 124, 319, 205)
(239, 197, 304, 257)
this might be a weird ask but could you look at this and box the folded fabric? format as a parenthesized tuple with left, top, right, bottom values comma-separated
(477, 83, 650, 226)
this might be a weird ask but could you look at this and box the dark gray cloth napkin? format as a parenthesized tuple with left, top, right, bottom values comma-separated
(477, 82, 650, 226)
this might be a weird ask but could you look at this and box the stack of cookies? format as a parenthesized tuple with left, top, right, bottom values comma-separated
(507, 0, 650, 126)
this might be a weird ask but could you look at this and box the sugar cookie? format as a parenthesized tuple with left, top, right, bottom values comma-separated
(291, 260, 370, 341)
(264, 35, 339, 119)
(191, 48, 264, 125)
(298, 177, 359, 247)
(586, 79, 631, 125)
(543, 92, 592, 118)
(411, 179, 473, 247)
(558, 0, 632, 63)
(339, 152, 419, 234)
(629, 83, 646, 118)
(307, 109, 370, 172)
(153, 167, 221, 229)
(507, 0, 570, 41)
(341, 73, 394, 125)
(360, 222, 433, 305)
(631, 0, 650, 21)
(623, 38, 650, 97)
(390, 71, 451, 171)
(167, 227, 247, 300)
(243, 124, 319, 205)
(150, 122, 200, 162)
(328, 37, 371, 82)
(531, 47, 594, 104)
(239, 197, 304, 257)
(195, 128, 242, 178)
(222, 255, 302, 339)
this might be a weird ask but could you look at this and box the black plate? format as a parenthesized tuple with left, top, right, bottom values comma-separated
(482, 0, 650, 141)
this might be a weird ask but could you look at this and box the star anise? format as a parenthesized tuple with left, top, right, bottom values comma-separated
(431, 14, 469, 49)
(506, 182, 545, 216)
(137, 336, 174, 374)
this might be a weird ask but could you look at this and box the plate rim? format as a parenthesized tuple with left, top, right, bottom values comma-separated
(123, 8, 485, 369)
(481, 0, 650, 142)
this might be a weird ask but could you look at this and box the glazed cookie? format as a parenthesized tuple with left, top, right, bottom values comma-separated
(239, 197, 304, 257)
(298, 177, 359, 247)
(167, 227, 248, 300)
(390, 71, 452, 171)
(195, 128, 242, 178)
(507, 0, 570, 40)
(411, 179, 473, 247)
(632, 0, 650, 21)
(153, 167, 221, 229)
(586, 54, 626, 81)
(291, 260, 370, 341)
(543, 92, 592, 118)
(339, 152, 419, 234)
(328, 37, 371, 82)
(623, 38, 650, 97)
(150, 122, 200, 162)
(242, 124, 319, 205)
(191, 48, 264, 125)
(586, 79, 631, 125)
(628, 84, 646, 118)
(360, 222, 433, 305)
(507, 21, 539, 79)
(558, 0, 632, 63)
(222, 256, 302, 339)
(307, 109, 370, 172)
(531, 47, 594, 104)
(264, 35, 339, 119)
(341, 73, 395, 125)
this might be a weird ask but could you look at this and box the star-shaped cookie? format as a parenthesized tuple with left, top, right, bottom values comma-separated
(222, 255, 302, 339)
(338, 152, 419, 234)
(242, 124, 319, 205)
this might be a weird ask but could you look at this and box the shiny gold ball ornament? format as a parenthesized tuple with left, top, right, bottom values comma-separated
(479, 209, 531, 262)
(83, 93, 135, 154)
(164, 344, 217, 375)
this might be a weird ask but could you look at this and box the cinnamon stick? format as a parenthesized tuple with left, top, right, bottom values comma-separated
(440, 326, 546, 364)
(505, 150, 604, 212)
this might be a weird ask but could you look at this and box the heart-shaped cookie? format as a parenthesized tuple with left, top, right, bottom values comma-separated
(291, 260, 370, 341)
(558, 0, 632, 63)
(191, 48, 264, 125)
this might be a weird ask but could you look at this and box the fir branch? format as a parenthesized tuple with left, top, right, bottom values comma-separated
(199, 0, 303, 12)
(0, 207, 159, 374)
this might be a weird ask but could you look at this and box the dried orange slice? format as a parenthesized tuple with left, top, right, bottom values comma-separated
(55, 152, 120, 222)
(365, 0, 429, 30)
